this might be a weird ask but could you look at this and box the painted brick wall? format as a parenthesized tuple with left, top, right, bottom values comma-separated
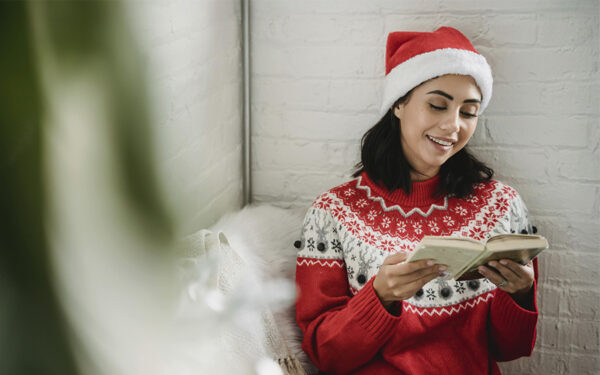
(127, 0, 244, 235)
(251, 0, 600, 373)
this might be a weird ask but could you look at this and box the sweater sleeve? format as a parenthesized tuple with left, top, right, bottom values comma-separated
(295, 200, 400, 374)
(488, 192, 539, 361)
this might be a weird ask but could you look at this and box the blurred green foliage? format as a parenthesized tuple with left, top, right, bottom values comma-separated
(0, 1, 176, 374)
(0, 3, 80, 375)
(31, 1, 174, 245)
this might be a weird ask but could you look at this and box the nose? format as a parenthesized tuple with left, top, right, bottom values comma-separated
(439, 109, 461, 133)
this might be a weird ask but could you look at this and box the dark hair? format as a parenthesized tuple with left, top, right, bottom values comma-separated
(352, 90, 493, 199)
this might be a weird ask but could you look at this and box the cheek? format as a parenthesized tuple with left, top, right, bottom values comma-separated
(400, 124, 424, 147)
(403, 112, 430, 138)
(462, 122, 478, 142)
(451, 123, 477, 153)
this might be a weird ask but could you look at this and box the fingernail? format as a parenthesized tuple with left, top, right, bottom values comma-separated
(478, 266, 486, 273)
(489, 261, 498, 267)
(427, 260, 435, 266)
(499, 260, 508, 265)
(438, 265, 447, 272)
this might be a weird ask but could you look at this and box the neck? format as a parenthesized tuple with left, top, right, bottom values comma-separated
(410, 167, 440, 182)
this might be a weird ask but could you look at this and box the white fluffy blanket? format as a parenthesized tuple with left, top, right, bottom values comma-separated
(209, 203, 317, 374)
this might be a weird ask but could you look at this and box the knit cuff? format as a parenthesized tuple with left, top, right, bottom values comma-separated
(494, 280, 539, 324)
(347, 277, 401, 340)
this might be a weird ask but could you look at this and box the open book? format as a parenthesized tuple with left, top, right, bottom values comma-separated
(407, 234, 548, 281)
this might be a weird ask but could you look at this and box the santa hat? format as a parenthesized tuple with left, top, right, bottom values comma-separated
(380, 26, 493, 115)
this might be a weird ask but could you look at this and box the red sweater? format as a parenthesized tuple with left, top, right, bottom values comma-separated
(295, 172, 538, 375)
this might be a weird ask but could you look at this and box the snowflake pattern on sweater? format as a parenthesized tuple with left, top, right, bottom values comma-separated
(297, 172, 533, 314)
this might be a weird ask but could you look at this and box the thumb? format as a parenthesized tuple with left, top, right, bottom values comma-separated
(384, 251, 408, 265)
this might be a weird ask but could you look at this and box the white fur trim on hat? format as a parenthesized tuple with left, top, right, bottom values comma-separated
(380, 48, 493, 116)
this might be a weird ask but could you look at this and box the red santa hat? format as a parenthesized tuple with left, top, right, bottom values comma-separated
(380, 26, 493, 115)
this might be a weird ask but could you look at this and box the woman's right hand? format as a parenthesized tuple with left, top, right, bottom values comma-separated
(373, 251, 447, 311)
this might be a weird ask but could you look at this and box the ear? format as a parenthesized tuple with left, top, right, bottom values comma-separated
(393, 104, 403, 120)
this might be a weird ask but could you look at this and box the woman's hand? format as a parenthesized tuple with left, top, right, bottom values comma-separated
(373, 251, 447, 312)
(478, 259, 535, 309)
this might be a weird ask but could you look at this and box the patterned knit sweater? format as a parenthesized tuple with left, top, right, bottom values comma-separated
(295, 172, 538, 375)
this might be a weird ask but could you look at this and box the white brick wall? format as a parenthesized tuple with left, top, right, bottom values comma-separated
(251, 0, 600, 373)
(127, 0, 244, 235)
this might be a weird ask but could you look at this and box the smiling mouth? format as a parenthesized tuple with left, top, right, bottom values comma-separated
(426, 135, 455, 146)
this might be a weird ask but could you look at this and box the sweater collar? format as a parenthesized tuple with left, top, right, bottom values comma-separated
(359, 171, 443, 207)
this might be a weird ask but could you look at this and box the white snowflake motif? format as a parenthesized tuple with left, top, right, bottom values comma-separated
(412, 222, 423, 235)
(454, 205, 468, 216)
(381, 217, 391, 229)
(428, 221, 440, 233)
(367, 210, 378, 221)
(467, 195, 479, 204)
(443, 216, 455, 227)
(396, 221, 407, 234)
(356, 199, 369, 208)
(344, 188, 355, 197)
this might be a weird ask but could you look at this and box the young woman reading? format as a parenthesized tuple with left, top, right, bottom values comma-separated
(294, 27, 539, 375)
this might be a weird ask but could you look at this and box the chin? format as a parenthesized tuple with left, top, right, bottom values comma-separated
(423, 158, 447, 170)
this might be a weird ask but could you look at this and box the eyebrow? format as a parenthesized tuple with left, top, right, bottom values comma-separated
(427, 90, 481, 104)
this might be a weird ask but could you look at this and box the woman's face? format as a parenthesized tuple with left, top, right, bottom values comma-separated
(393, 74, 482, 181)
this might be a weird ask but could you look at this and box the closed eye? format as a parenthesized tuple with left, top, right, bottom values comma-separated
(430, 104, 477, 118)
(429, 103, 446, 111)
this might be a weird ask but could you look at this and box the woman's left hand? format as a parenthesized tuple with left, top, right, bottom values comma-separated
(478, 259, 535, 308)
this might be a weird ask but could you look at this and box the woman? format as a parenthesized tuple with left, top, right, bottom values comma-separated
(294, 27, 539, 374)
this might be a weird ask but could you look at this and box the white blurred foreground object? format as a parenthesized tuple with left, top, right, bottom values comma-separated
(28, 1, 312, 373)
(174, 204, 314, 374)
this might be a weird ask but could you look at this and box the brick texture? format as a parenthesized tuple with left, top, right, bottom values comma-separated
(127, 0, 244, 235)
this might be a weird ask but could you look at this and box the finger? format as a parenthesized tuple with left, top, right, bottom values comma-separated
(478, 265, 506, 286)
(498, 259, 534, 278)
(390, 268, 442, 301)
(383, 251, 408, 265)
(397, 258, 443, 274)
(499, 260, 535, 289)
(400, 263, 447, 281)
(487, 260, 521, 281)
